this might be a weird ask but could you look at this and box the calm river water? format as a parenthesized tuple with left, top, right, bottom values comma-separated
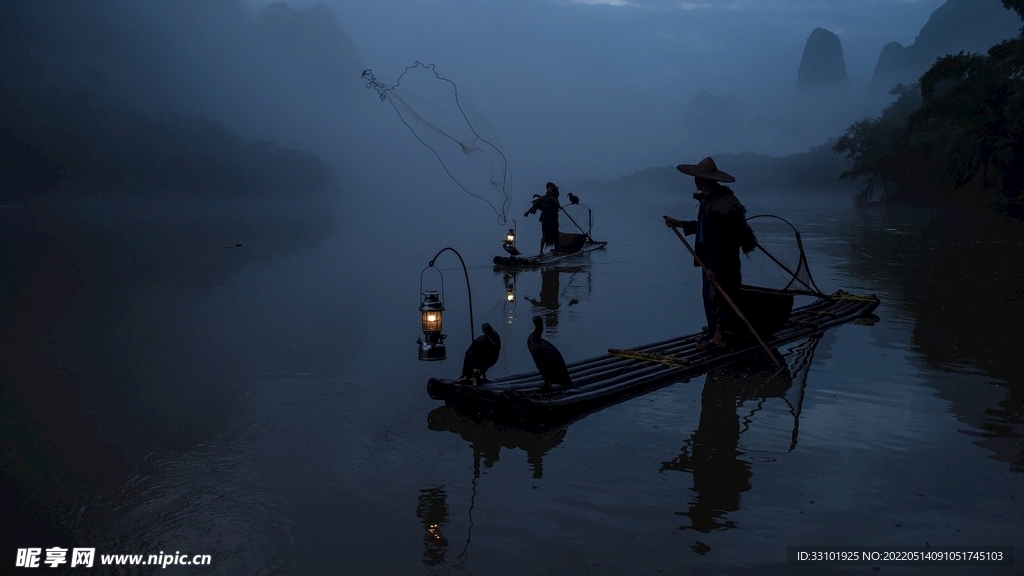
(1, 184, 1022, 575)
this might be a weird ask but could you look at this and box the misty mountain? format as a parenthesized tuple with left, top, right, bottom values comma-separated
(797, 28, 850, 92)
(232, 2, 365, 153)
(774, 27, 861, 149)
(0, 1, 363, 199)
(674, 0, 1023, 165)
(680, 27, 861, 158)
(254, 2, 361, 89)
(868, 0, 1021, 103)
(680, 89, 745, 154)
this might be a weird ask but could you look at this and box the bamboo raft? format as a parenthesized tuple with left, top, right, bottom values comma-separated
(492, 238, 608, 269)
(427, 290, 880, 425)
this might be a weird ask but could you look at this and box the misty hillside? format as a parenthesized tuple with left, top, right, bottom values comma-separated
(682, 26, 861, 158)
(0, 1, 363, 199)
(0, 85, 333, 196)
(869, 0, 1021, 101)
(833, 11, 1024, 209)
(676, 0, 1022, 164)
(622, 0, 1024, 201)
(578, 144, 856, 196)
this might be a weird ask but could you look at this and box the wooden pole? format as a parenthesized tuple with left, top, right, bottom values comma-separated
(558, 205, 593, 242)
(667, 224, 784, 370)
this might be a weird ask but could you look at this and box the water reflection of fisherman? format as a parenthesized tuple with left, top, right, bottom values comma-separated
(524, 182, 561, 257)
(663, 157, 756, 349)
(662, 364, 784, 532)
(525, 268, 560, 332)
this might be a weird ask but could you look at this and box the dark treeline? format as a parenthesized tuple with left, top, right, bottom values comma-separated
(833, 0, 1024, 210)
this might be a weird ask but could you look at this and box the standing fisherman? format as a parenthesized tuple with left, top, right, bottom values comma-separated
(663, 157, 756, 348)
(524, 182, 561, 258)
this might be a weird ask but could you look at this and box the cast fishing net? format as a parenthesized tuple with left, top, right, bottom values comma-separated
(742, 215, 825, 297)
(362, 62, 513, 224)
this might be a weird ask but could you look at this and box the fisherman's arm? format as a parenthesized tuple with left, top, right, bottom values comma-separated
(524, 197, 542, 217)
(662, 216, 698, 236)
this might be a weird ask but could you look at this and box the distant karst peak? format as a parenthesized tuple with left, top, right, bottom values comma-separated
(797, 27, 849, 92)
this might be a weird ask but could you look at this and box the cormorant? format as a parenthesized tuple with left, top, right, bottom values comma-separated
(503, 234, 521, 257)
(567, 192, 580, 204)
(461, 323, 501, 385)
(527, 316, 573, 392)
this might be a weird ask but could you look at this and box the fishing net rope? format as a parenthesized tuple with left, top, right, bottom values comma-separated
(362, 62, 513, 225)
(559, 202, 594, 238)
(742, 215, 825, 297)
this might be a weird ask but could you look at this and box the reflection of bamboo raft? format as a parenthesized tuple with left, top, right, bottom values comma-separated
(427, 291, 880, 425)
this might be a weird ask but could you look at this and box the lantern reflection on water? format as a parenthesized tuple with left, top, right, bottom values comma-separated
(416, 487, 450, 566)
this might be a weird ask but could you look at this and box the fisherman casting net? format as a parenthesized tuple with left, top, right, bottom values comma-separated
(362, 62, 513, 224)
(742, 215, 824, 297)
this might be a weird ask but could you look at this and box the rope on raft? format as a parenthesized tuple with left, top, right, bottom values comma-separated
(607, 348, 691, 367)
(829, 290, 879, 302)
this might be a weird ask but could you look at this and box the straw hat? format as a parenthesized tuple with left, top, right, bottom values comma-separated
(676, 157, 735, 183)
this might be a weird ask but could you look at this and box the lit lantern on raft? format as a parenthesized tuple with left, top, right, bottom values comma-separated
(418, 290, 447, 361)
(502, 225, 521, 257)
(417, 246, 476, 361)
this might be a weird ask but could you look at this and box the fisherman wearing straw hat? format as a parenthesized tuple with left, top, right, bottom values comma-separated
(663, 157, 756, 348)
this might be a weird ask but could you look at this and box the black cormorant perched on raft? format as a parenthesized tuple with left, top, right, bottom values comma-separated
(460, 323, 501, 385)
(527, 316, 573, 392)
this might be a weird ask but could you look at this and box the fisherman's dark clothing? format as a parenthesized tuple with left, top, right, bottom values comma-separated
(680, 187, 755, 338)
(526, 194, 561, 246)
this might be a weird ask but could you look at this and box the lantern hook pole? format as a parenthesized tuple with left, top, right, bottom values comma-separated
(428, 247, 474, 341)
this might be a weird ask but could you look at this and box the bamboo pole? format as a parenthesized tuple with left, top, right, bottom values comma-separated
(559, 204, 593, 242)
(667, 224, 784, 370)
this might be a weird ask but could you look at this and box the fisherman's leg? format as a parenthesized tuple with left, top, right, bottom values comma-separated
(709, 296, 727, 344)
(712, 271, 741, 343)
(702, 275, 716, 338)
(710, 303, 730, 345)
